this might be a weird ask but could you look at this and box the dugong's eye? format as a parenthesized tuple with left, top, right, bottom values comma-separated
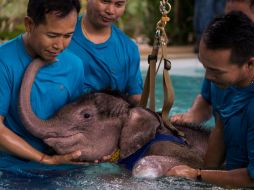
(84, 113, 91, 119)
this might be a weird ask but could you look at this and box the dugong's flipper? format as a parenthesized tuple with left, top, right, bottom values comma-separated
(132, 155, 181, 179)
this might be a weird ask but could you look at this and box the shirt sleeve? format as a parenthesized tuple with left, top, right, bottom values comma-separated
(70, 59, 86, 101)
(126, 44, 143, 95)
(201, 78, 212, 104)
(247, 100, 254, 179)
(0, 60, 11, 116)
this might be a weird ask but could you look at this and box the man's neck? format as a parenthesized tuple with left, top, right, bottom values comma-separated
(82, 16, 111, 44)
(22, 33, 36, 58)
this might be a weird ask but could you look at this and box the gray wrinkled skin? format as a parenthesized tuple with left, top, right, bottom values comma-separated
(19, 58, 161, 161)
(132, 125, 210, 178)
(19, 58, 209, 178)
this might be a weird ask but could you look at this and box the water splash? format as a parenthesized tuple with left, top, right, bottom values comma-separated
(0, 163, 227, 190)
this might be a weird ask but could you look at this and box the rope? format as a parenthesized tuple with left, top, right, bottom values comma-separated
(139, 0, 186, 140)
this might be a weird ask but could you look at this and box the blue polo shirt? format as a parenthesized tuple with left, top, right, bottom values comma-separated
(201, 78, 233, 116)
(201, 78, 254, 179)
(68, 16, 143, 95)
(0, 35, 85, 171)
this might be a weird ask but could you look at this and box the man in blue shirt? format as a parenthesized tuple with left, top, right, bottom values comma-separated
(0, 0, 85, 171)
(171, 0, 254, 130)
(68, 0, 143, 106)
(167, 12, 254, 188)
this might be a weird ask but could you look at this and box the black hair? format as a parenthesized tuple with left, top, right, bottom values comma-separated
(202, 11, 254, 65)
(251, 0, 254, 7)
(226, 0, 254, 8)
(27, 0, 81, 25)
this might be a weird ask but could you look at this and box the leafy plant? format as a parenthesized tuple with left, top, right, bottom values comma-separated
(144, 0, 194, 45)
(0, 0, 27, 40)
(0, 0, 195, 45)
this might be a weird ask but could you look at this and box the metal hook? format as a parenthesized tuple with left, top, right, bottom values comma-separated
(160, 0, 171, 15)
(164, 59, 171, 70)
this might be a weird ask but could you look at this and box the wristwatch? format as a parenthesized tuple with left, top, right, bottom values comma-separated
(196, 169, 202, 181)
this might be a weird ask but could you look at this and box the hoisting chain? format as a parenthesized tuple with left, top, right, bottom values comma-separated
(140, 0, 186, 140)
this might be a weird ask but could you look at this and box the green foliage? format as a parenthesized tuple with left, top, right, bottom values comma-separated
(144, 0, 194, 45)
(0, 24, 25, 40)
(0, 0, 27, 39)
(118, 0, 148, 38)
(118, 0, 194, 45)
(0, 0, 194, 45)
(0, 0, 27, 18)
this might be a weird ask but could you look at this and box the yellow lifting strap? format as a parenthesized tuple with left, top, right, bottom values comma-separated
(139, 0, 185, 139)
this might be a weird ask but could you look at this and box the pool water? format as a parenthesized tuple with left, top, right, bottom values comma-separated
(147, 71, 203, 113)
(148, 72, 215, 127)
(0, 58, 220, 190)
(141, 57, 215, 127)
(0, 163, 222, 190)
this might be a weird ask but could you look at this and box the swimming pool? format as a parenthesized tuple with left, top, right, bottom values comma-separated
(141, 57, 214, 127)
(0, 163, 222, 189)
(0, 58, 218, 190)
(141, 57, 205, 112)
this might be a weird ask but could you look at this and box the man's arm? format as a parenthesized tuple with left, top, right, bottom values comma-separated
(204, 115, 225, 167)
(171, 94, 212, 125)
(167, 115, 253, 188)
(0, 116, 81, 164)
(128, 94, 141, 106)
(167, 165, 254, 188)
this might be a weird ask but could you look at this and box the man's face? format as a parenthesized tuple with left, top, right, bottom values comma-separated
(199, 40, 250, 88)
(25, 10, 78, 61)
(225, 0, 254, 21)
(86, 0, 126, 28)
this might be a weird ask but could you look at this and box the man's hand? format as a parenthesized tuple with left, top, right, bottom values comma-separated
(170, 112, 197, 125)
(96, 149, 120, 163)
(170, 94, 212, 126)
(40, 149, 120, 165)
(166, 165, 198, 180)
(40, 150, 91, 165)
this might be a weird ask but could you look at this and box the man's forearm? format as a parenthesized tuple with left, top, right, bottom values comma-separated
(188, 94, 212, 123)
(0, 117, 43, 162)
(204, 116, 225, 167)
(128, 94, 141, 106)
(200, 168, 254, 188)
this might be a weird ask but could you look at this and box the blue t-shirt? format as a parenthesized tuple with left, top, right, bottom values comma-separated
(224, 97, 254, 179)
(0, 35, 85, 171)
(68, 16, 143, 95)
(201, 78, 254, 179)
(201, 78, 233, 116)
